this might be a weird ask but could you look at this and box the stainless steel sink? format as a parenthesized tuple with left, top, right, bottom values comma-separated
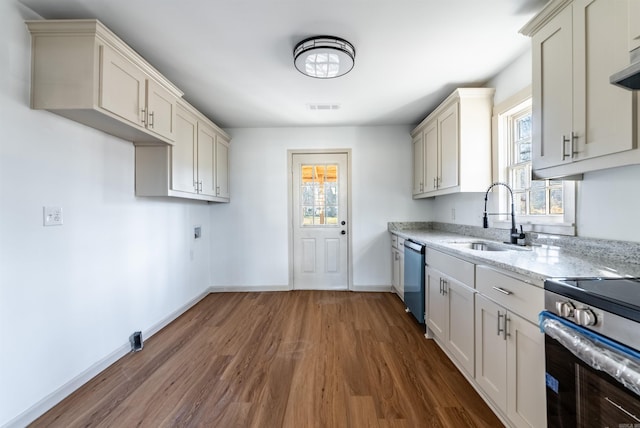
(452, 241, 507, 251)
(447, 241, 531, 252)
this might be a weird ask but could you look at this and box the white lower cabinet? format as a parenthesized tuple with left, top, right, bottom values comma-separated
(474, 266, 546, 428)
(426, 249, 475, 377)
(390, 234, 404, 300)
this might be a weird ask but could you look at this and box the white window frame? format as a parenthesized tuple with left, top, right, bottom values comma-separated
(492, 86, 576, 236)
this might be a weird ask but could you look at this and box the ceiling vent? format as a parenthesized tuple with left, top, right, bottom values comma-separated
(307, 103, 341, 111)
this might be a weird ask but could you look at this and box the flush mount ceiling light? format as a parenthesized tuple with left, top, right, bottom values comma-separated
(293, 36, 355, 79)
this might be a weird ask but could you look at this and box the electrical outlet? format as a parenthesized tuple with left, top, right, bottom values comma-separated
(194, 226, 201, 239)
(43, 206, 63, 226)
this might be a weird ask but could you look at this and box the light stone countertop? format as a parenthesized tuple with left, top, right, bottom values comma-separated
(389, 223, 640, 286)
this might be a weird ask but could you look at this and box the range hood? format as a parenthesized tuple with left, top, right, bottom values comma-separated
(611, 48, 640, 90)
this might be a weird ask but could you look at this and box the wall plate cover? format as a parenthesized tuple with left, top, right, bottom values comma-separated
(194, 226, 202, 239)
(43, 206, 63, 226)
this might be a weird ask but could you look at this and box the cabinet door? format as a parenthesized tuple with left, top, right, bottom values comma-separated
(573, 0, 634, 160)
(99, 45, 146, 127)
(475, 294, 507, 412)
(506, 312, 546, 428)
(171, 105, 198, 194)
(197, 122, 216, 196)
(531, 6, 573, 170)
(438, 102, 459, 190)
(426, 268, 446, 340)
(630, 0, 640, 51)
(392, 248, 400, 296)
(215, 136, 230, 198)
(446, 279, 475, 376)
(146, 79, 177, 141)
(398, 251, 404, 301)
(423, 121, 438, 192)
(412, 134, 425, 195)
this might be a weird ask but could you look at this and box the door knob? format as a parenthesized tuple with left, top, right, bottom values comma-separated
(341, 221, 346, 225)
(341, 230, 346, 235)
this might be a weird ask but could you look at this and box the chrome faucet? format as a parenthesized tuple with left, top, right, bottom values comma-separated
(482, 182, 526, 245)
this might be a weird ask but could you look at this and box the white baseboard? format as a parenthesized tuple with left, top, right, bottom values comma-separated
(209, 285, 392, 293)
(2, 290, 209, 428)
(208, 285, 292, 293)
(351, 284, 393, 292)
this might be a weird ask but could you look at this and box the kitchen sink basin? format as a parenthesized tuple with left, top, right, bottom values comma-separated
(447, 241, 530, 252)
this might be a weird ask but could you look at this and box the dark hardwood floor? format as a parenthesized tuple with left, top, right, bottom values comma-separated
(32, 291, 502, 427)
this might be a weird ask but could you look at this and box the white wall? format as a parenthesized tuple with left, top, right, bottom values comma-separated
(0, 2, 213, 425)
(210, 126, 433, 289)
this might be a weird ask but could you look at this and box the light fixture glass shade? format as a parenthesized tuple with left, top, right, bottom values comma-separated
(294, 36, 355, 79)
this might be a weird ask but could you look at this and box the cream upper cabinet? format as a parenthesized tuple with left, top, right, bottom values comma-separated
(412, 133, 425, 195)
(411, 88, 494, 198)
(135, 100, 231, 203)
(100, 45, 148, 128)
(197, 121, 217, 197)
(216, 136, 230, 199)
(171, 104, 198, 194)
(522, 0, 639, 179)
(630, 0, 640, 52)
(423, 120, 438, 193)
(437, 102, 459, 191)
(27, 19, 182, 145)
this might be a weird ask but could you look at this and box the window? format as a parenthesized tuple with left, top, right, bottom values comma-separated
(300, 164, 339, 226)
(494, 87, 575, 235)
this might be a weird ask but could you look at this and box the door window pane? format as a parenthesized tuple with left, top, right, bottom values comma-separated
(300, 163, 338, 226)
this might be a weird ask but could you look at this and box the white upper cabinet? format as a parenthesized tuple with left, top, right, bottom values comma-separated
(411, 88, 494, 198)
(135, 100, 231, 203)
(522, 0, 639, 179)
(629, 0, 640, 52)
(27, 19, 181, 145)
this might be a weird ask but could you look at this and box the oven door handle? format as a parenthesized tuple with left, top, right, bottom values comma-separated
(539, 311, 640, 397)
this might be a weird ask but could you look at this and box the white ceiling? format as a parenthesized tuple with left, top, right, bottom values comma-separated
(19, 0, 545, 128)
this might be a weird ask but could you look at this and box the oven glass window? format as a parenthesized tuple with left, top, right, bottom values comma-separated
(576, 365, 640, 427)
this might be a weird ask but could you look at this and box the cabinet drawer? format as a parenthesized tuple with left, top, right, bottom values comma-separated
(426, 248, 474, 286)
(476, 266, 543, 323)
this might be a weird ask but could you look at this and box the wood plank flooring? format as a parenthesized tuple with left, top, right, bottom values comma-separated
(32, 291, 502, 427)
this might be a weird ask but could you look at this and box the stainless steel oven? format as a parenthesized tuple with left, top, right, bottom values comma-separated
(542, 278, 640, 427)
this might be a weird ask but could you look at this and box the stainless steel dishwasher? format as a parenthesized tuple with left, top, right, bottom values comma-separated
(404, 239, 425, 324)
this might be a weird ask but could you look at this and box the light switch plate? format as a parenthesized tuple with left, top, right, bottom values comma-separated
(194, 226, 201, 239)
(43, 206, 63, 226)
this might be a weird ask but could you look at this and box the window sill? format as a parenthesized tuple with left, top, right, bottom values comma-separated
(492, 220, 576, 237)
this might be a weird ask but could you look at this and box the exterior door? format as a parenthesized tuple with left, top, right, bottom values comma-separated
(291, 153, 348, 290)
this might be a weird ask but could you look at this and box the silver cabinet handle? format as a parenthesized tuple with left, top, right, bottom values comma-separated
(199, 181, 203, 192)
(141, 108, 147, 124)
(497, 311, 504, 336)
(216, 186, 220, 195)
(504, 315, 510, 340)
(193, 181, 198, 192)
(439, 278, 443, 294)
(148, 111, 154, 128)
(442, 279, 448, 296)
(492, 286, 513, 295)
(562, 132, 578, 160)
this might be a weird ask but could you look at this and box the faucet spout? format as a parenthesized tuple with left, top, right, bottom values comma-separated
(483, 182, 525, 245)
